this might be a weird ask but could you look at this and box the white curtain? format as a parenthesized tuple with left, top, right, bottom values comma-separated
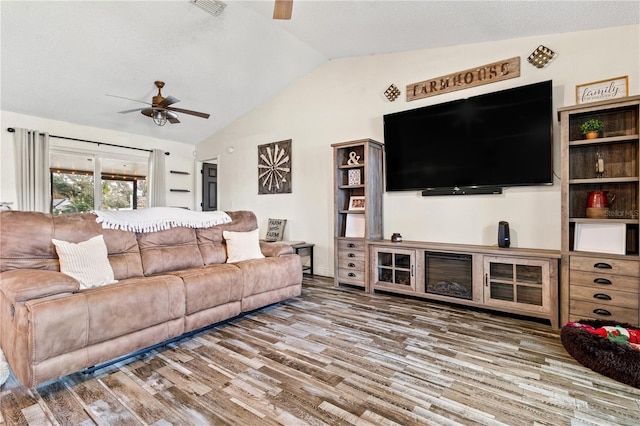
(13, 128, 50, 212)
(148, 149, 166, 207)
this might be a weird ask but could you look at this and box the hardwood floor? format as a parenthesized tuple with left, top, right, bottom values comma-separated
(2, 275, 640, 425)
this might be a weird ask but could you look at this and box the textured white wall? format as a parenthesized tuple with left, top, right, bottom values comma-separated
(196, 25, 639, 277)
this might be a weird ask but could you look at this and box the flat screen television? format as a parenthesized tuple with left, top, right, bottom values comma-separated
(383, 80, 553, 195)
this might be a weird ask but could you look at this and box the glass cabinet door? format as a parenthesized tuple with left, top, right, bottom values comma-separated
(373, 247, 416, 291)
(484, 256, 549, 314)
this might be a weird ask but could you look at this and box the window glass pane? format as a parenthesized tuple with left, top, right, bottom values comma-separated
(137, 178, 147, 209)
(50, 151, 148, 214)
(102, 179, 134, 210)
(52, 171, 95, 214)
(50, 152, 95, 215)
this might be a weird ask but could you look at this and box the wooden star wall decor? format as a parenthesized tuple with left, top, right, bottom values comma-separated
(258, 139, 292, 194)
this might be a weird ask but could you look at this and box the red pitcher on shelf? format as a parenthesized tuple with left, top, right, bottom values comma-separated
(586, 190, 616, 218)
(587, 191, 616, 208)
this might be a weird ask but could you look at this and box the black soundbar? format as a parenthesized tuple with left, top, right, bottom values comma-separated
(421, 186, 503, 196)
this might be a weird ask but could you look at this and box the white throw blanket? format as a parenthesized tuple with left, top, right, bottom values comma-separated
(0, 348, 9, 386)
(92, 207, 232, 233)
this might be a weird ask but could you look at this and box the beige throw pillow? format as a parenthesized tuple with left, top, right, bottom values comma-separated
(223, 229, 265, 262)
(52, 235, 117, 289)
(265, 218, 286, 242)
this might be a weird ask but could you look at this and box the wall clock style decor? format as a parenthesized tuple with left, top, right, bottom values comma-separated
(258, 139, 292, 194)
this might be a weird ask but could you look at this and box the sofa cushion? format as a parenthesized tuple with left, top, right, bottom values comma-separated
(195, 227, 226, 265)
(52, 235, 117, 289)
(170, 264, 243, 316)
(0, 211, 145, 281)
(259, 241, 294, 257)
(235, 254, 302, 298)
(102, 228, 145, 280)
(20, 274, 186, 364)
(136, 227, 204, 275)
(197, 210, 259, 265)
(82, 275, 186, 346)
(0, 269, 79, 302)
(0, 210, 60, 271)
(224, 229, 265, 262)
(52, 213, 144, 281)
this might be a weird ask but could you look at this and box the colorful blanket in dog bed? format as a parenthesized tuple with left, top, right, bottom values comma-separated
(565, 321, 640, 350)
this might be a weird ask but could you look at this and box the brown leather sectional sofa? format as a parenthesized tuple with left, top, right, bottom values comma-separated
(0, 210, 302, 388)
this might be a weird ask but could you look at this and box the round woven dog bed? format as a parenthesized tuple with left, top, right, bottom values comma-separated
(560, 319, 640, 388)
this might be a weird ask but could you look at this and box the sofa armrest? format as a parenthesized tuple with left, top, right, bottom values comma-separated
(259, 241, 294, 257)
(0, 269, 79, 302)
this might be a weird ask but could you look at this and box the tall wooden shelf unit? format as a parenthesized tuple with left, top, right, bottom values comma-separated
(332, 139, 383, 289)
(558, 96, 640, 325)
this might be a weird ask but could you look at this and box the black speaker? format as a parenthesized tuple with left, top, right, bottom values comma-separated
(498, 221, 510, 248)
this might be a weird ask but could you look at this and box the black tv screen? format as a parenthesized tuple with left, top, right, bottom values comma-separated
(383, 80, 553, 194)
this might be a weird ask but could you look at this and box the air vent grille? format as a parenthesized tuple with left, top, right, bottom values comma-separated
(190, 0, 226, 17)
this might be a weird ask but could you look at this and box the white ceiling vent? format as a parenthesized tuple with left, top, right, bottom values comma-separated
(190, 0, 226, 17)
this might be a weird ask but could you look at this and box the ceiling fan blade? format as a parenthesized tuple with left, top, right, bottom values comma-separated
(140, 108, 154, 118)
(166, 106, 210, 119)
(118, 107, 146, 114)
(168, 116, 181, 124)
(273, 0, 292, 19)
(158, 95, 180, 108)
(106, 94, 151, 105)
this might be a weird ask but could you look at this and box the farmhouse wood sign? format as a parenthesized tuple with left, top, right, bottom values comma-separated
(407, 57, 520, 102)
(576, 76, 628, 104)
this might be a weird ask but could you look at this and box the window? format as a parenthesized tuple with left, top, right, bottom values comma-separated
(50, 150, 148, 214)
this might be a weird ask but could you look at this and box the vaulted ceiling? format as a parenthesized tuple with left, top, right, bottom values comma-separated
(2, 1, 638, 145)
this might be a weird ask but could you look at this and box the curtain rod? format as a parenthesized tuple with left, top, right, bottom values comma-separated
(6, 128, 170, 155)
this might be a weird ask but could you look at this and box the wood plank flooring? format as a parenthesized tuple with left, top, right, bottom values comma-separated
(2, 275, 640, 425)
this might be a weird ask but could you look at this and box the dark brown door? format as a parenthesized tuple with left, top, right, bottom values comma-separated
(202, 162, 217, 211)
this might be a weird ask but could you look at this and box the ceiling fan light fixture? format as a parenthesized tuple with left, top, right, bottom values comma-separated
(153, 109, 168, 126)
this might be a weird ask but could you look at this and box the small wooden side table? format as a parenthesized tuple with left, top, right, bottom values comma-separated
(291, 243, 314, 275)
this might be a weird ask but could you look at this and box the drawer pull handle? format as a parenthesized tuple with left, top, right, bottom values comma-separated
(348, 253, 356, 258)
(348, 262, 355, 268)
(593, 308, 612, 316)
(347, 243, 356, 248)
(593, 293, 612, 301)
(594, 262, 612, 269)
(593, 278, 612, 285)
(348, 272, 356, 277)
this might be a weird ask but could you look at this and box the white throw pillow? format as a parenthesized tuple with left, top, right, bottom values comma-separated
(52, 235, 117, 289)
(223, 229, 265, 263)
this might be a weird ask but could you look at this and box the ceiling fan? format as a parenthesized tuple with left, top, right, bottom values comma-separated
(273, 0, 293, 20)
(108, 81, 210, 126)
